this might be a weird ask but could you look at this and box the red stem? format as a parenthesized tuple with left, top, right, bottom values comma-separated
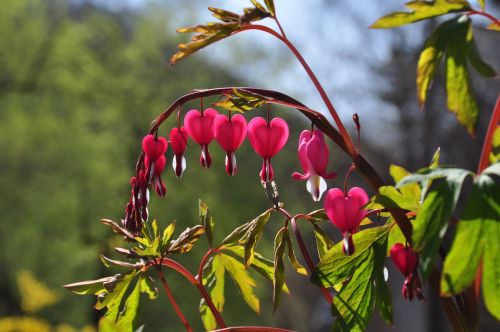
(154, 258, 227, 328)
(477, 94, 500, 173)
(155, 266, 193, 332)
(276, 207, 333, 304)
(467, 10, 500, 25)
(198, 247, 218, 282)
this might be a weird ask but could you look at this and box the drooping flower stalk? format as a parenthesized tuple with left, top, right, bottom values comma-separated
(247, 116, 289, 182)
(292, 129, 336, 201)
(184, 108, 219, 168)
(213, 113, 247, 176)
(324, 187, 369, 255)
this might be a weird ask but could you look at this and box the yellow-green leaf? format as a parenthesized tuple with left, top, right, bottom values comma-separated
(273, 227, 287, 313)
(283, 229, 308, 276)
(221, 254, 260, 313)
(370, 0, 471, 29)
(244, 209, 272, 267)
(487, 22, 500, 31)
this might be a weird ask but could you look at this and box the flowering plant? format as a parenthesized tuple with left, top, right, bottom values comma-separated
(65, 1, 500, 331)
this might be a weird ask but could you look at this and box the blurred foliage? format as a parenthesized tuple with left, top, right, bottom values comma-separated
(17, 270, 59, 314)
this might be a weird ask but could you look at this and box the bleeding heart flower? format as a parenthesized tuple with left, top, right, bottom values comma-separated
(142, 134, 168, 162)
(169, 127, 189, 178)
(292, 129, 336, 201)
(324, 187, 369, 255)
(247, 117, 289, 182)
(145, 155, 167, 197)
(390, 243, 424, 301)
(214, 114, 247, 176)
(184, 108, 219, 168)
(124, 170, 149, 234)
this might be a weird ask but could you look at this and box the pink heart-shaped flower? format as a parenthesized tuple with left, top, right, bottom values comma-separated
(324, 187, 369, 233)
(214, 114, 247, 152)
(169, 127, 189, 155)
(142, 134, 168, 161)
(184, 108, 218, 145)
(390, 243, 418, 276)
(247, 117, 289, 158)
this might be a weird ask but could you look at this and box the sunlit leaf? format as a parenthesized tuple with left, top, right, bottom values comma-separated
(100, 255, 143, 269)
(312, 223, 335, 259)
(283, 229, 308, 276)
(412, 170, 471, 278)
(264, 0, 276, 16)
(168, 225, 205, 254)
(370, 0, 471, 29)
(222, 221, 253, 245)
(64, 277, 112, 295)
(478, 0, 485, 10)
(222, 244, 290, 293)
(311, 226, 390, 288)
(244, 209, 272, 267)
(161, 221, 176, 249)
(221, 254, 260, 312)
(490, 127, 500, 164)
(132, 237, 160, 257)
(273, 227, 287, 313)
(200, 254, 226, 331)
(96, 271, 139, 322)
(214, 88, 267, 113)
(487, 22, 500, 31)
(115, 277, 141, 332)
(373, 185, 420, 212)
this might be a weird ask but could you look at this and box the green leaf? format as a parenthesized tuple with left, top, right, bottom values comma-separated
(370, 0, 471, 29)
(168, 225, 205, 254)
(397, 167, 473, 188)
(466, 35, 496, 77)
(222, 244, 290, 294)
(283, 229, 308, 276)
(244, 209, 272, 268)
(490, 129, 500, 164)
(273, 227, 287, 313)
(413, 170, 470, 278)
(100, 255, 143, 269)
(132, 237, 160, 257)
(312, 223, 335, 259)
(251, 0, 268, 13)
(487, 22, 500, 31)
(96, 271, 139, 322)
(151, 219, 159, 239)
(306, 208, 329, 222)
(311, 226, 390, 288)
(199, 199, 215, 247)
(101, 219, 135, 240)
(200, 254, 226, 331)
(331, 241, 387, 332)
(429, 147, 441, 169)
(115, 277, 141, 332)
(213, 88, 268, 113)
(373, 185, 420, 211)
(221, 254, 260, 313)
(387, 221, 407, 256)
(445, 17, 478, 135)
(478, 0, 485, 10)
(264, 0, 276, 16)
(222, 221, 253, 245)
(63, 277, 112, 295)
(375, 272, 393, 325)
(140, 275, 158, 300)
(161, 221, 176, 248)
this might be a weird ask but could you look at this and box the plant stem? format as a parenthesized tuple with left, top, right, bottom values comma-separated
(467, 10, 500, 25)
(155, 265, 193, 332)
(276, 207, 333, 304)
(155, 258, 227, 328)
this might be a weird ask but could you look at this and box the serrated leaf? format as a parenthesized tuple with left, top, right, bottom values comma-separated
(373, 186, 420, 212)
(64, 277, 111, 295)
(445, 18, 478, 135)
(200, 254, 226, 330)
(311, 226, 390, 288)
(161, 221, 176, 248)
(214, 88, 267, 113)
(244, 209, 272, 267)
(96, 271, 139, 322)
(273, 227, 287, 313)
(221, 254, 260, 313)
(100, 255, 143, 269)
(132, 237, 160, 257)
(168, 225, 205, 254)
(413, 170, 470, 279)
(140, 275, 158, 300)
(331, 241, 387, 332)
(101, 219, 135, 240)
(390, 164, 422, 202)
(208, 7, 240, 23)
(313, 223, 335, 259)
(283, 229, 307, 276)
(222, 221, 253, 245)
(222, 244, 290, 294)
(370, 0, 471, 29)
(115, 277, 141, 332)
(199, 199, 215, 247)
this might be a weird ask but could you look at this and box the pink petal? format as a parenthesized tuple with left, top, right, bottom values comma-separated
(214, 114, 247, 152)
(184, 109, 218, 145)
(248, 117, 289, 158)
(169, 127, 188, 155)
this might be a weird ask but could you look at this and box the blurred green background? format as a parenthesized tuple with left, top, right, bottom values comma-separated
(0, 0, 499, 331)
